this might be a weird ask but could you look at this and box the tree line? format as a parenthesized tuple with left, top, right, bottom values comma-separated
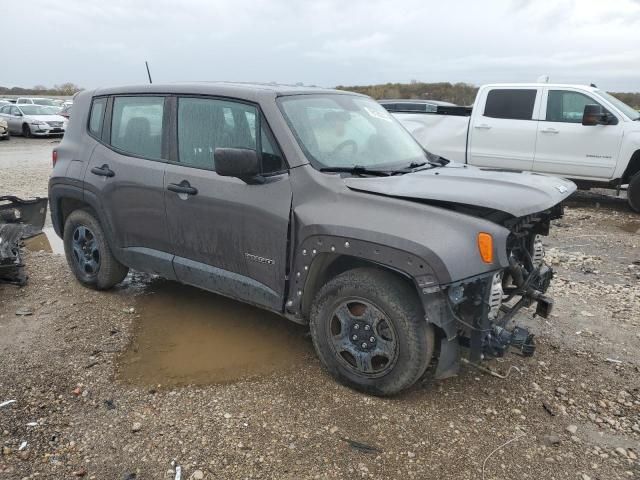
(2, 81, 639, 109)
(0, 83, 83, 97)
(337, 81, 640, 109)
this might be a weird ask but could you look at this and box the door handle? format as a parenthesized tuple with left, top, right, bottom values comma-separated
(90, 164, 115, 177)
(167, 180, 198, 196)
(541, 128, 559, 134)
(474, 124, 492, 130)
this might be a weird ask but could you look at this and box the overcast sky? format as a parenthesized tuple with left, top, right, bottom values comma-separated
(4, 0, 640, 91)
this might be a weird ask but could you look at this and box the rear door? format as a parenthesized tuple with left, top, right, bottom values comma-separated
(468, 88, 541, 170)
(84, 95, 175, 278)
(164, 96, 292, 311)
(533, 88, 622, 180)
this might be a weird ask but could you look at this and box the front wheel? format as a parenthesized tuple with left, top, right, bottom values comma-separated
(63, 209, 129, 290)
(628, 173, 640, 213)
(310, 268, 434, 396)
(22, 123, 31, 138)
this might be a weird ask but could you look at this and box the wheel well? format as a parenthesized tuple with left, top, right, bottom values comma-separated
(623, 150, 640, 183)
(300, 253, 417, 320)
(57, 197, 92, 235)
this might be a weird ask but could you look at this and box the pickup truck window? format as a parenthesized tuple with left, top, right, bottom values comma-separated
(278, 94, 427, 170)
(111, 96, 164, 160)
(546, 90, 603, 123)
(484, 89, 537, 120)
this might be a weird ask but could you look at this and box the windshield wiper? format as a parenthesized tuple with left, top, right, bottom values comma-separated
(319, 165, 393, 176)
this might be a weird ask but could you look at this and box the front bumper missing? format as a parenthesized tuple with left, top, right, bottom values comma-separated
(0, 196, 48, 285)
(432, 263, 554, 380)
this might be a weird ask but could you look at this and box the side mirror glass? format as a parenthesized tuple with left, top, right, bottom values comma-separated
(582, 104, 616, 126)
(214, 148, 262, 183)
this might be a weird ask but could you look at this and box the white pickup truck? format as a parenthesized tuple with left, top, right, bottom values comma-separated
(383, 83, 640, 211)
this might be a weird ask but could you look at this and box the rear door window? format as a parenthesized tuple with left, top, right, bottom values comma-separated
(484, 89, 537, 120)
(110, 96, 164, 160)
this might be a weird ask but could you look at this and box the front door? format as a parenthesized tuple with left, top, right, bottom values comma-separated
(84, 95, 175, 278)
(468, 88, 541, 171)
(533, 88, 623, 180)
(164, 96, 291, 311)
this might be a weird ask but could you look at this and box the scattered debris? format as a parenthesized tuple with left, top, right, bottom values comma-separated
(542, 434, 561, 446)
(0, 196, 48, 285)
(566, 425, 578, 435)
(18, 441, 27, 451)
(15, 307, 34, 316)
(0, 399, 16, 408)
(482, 433, 526, 480)
(605, 358, 623, 364)
(104, 399, 116, 410)
(132, 422, 142, 433)
(460, 357, 522, 379)
(542, 402, 556, 416)
(340, 437, 381, 454)
(25, 422, 38, 427)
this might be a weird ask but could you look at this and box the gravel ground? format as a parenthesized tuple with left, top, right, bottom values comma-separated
(1, 137, 639, 479)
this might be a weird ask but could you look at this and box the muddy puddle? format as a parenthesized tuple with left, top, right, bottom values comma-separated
(23, 227, 65, 254)
(616, 219, 640, 234)
(119, 280, 312, 387)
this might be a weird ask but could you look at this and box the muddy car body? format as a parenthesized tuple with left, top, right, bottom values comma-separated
(49, 83, 575, 395)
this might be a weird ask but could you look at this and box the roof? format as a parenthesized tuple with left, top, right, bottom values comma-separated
(92, 82, 363, 100)
(379, 99, 457, 106)
(481, 83, 599, 91)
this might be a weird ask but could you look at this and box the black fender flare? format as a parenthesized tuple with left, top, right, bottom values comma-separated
(286, 233, 444, 316)
(48, 182, 122, 263)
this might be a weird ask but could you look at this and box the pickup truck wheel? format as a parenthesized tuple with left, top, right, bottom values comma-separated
(310, 268, 434, 396)
(63, 209, 128, 290)
(628, 174, 640, 213)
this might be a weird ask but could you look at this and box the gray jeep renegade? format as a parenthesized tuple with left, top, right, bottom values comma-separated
(49, 83, 575, 395)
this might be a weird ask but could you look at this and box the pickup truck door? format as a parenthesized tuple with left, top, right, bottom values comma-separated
(533, 88, 622, 180)
(164, 96, 291, 312)
(468, 88, 541, 171)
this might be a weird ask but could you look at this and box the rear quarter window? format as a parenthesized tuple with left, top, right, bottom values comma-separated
(484, 89, 537, 120)
(88, 98, 107, 138)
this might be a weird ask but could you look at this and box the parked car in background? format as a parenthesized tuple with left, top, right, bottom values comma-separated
(59, 103, 72, 119)
(0, 98, 16, 104)
(389, 83, 640, 211)
(0, 118, 9, 140)
(49, 83, 574, 395)
(379, 98, 459, 113)
(0, 104, 67, 137)
(16, 97, 60, 107)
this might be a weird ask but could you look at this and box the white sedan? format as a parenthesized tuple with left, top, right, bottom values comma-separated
(0, 104, 67, 137)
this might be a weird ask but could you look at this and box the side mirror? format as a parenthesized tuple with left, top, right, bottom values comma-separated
(214, 148, 262, 183)
(15, 112, 23, 117)
(582, 104, 617, 126)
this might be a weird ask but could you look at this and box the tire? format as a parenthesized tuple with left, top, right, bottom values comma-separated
(628, 173, 640, 213)
(310, 268, 434, 396)
(22, 123, 31, 138)
(63, 209, 128, 290)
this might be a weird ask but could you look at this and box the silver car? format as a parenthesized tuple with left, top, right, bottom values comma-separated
(0, 104, 67, 137)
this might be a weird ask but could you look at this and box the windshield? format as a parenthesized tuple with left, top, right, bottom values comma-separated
(32, 99, 57, 106)
(19, 105, 56, 115)
(596, 90, 640, 120)
(278, 94, 428, 169)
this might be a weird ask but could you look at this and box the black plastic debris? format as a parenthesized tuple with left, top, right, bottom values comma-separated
(0, 196, 48, 285)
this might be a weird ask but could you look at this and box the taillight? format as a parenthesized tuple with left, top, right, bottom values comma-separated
(52, 150, 58, 167)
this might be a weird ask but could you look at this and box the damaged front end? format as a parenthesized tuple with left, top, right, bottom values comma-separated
(432, 205, 562, 379)
(0, 196, 48, 285)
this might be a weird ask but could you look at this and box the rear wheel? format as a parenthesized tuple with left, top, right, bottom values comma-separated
(310, 268, 434, 396)
(22, 123, 31, 138)
(63, 209, 128, 290)
(628, 173, 640, 213)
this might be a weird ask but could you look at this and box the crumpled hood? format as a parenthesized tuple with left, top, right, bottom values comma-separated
(344, 163, 577, 217)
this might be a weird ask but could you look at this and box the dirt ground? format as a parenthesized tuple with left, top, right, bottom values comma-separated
(1, 137, 639, 480)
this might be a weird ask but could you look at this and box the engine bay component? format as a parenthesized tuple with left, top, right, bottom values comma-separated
(0, 196, 48, 285)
